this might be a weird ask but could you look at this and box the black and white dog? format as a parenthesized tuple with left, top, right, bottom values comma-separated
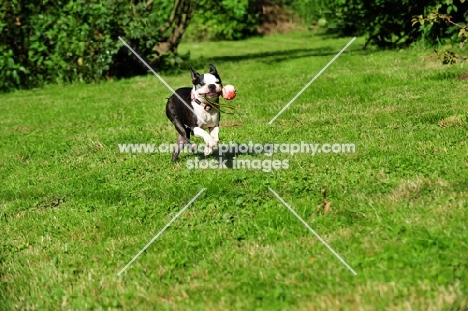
(166, 64, 223, 162)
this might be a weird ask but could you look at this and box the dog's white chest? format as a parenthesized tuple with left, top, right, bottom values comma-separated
(192, 102, 219, 128)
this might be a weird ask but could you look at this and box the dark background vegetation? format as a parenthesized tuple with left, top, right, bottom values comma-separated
(1, 0, 467, 92)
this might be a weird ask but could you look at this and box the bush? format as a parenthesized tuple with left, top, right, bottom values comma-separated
(185, 0, 258, 41)
(327, 0, 445, 48)
(0, 0, 266, 92)
(0, 0, 185, 92)
(282, 0, 467, 49)
(280, 0, 329, 27)
(415, 1, 468, 48)
(413, 2, 468, 64)
(279, 0, 434, 46)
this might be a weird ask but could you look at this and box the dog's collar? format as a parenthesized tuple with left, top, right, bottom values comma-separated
(191, 90, 213, 111)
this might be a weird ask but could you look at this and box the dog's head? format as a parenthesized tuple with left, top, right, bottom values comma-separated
(190, 64, 223, 101)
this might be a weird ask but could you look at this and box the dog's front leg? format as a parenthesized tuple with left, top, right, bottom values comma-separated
(209, 126, 219, 144)
(193, 127, 217, 156)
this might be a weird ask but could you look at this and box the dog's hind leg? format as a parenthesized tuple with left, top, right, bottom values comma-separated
(171, 118, 193, 162)
(171, 134, 185, 162)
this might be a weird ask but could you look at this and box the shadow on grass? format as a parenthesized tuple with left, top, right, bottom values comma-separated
(189, 45, 366, 68)
(159, 43, 370, 77)
(181, 143, 281, 169)
(194, 47, 336, 65)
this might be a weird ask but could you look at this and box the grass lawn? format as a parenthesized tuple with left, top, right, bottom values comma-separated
(1, 31, 467, 310)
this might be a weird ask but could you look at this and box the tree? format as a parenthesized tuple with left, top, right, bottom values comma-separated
(151, 0, 196, 59)
(0, 0, 268, 91)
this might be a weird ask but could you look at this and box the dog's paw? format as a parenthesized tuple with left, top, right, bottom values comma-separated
(191, 144, 197, 152)
(207, 140, 218, 148)
(204, 146, 213, 156)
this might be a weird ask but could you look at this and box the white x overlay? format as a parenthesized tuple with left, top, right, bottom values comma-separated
(115, 37, 358, 277)
(269, 187, 357, 275)
(268, 37, 356, 124)
(117, 37, 206, 124)
(117, 188, 206, 276)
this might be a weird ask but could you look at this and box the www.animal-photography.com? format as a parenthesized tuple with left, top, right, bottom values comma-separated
(1, 1, 467, 310)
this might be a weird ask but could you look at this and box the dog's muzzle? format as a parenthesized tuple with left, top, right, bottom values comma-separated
(205, 92, 220, 99)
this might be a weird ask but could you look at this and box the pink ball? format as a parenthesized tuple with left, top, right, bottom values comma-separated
(222, 84, 236, 100)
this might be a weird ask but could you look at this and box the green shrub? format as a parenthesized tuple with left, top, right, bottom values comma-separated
(185, 0, 258, 41)
(0, 0, 181, 92)
(415, 1, 468, 48)
(280, 0, 329, 27)
(0, 0, 266, 92)
(327, 0, 444, 48)
(279, 0, 452, 47)
(413, 1, 468, 64)
(290, 0, 467, 49)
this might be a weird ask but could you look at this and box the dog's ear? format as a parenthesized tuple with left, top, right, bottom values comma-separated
(209, 63, 217, 75)
(190, 66, 201, 83)
(209, 63, 222, 84)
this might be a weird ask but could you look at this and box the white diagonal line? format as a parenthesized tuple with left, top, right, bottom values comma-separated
(268, 187, 357, 275)
(118, 36, 206, 124)
(268, 37, 356, 124)
(117, 188, 206, 276)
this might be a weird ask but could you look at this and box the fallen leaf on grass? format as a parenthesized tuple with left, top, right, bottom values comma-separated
(316, 189, 332, 214)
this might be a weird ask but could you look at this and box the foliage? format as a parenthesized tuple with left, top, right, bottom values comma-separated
(0, 0, 189, 92)
(0, 0, 266, 92)
(294, 0, 467, 49)
(266, 0, 468, 50)
(412, 1, 468, 64)
(277, 0, 329, 27)
(326, 0, 445, 48)
(3, 0, 466, 92)
(185, 0, 258, 41)
(415, 0, 468, 47)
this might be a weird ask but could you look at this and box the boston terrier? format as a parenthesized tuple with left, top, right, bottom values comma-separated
(166, 64, 223, 162)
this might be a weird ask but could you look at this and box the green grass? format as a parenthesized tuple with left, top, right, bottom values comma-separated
(1, 31, 468, 310)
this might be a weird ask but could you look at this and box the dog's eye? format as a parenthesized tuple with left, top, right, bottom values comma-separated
(200, 82, 205, 86)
